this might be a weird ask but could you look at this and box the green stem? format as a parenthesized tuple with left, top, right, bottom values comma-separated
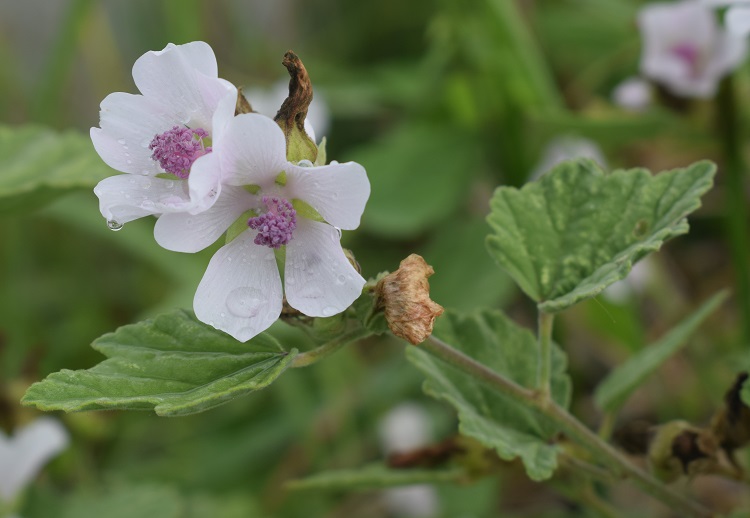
(291, 328, 372, 368)
(717, 76, 750, 345)
(537, 311, 554, 400)
(422, 336, 713, 518)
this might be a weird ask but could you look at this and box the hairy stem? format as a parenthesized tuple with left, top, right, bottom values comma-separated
(422, 336, 713, 518)
(291, 328, 372, 368)
(537, 311, 554, 399)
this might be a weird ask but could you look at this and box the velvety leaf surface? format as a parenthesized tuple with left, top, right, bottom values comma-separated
(486, 159, 715, 312)
(22, 310, 296, 416)
(594, 291, 727, 413)
(0, 125, 112, 213)
(407, 309, 571, 480)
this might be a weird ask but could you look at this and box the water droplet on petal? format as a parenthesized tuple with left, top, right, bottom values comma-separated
(226, 287, 264, 318)
(107, 220, 123, 231)
(298, 159, 314, 167)
(117, 138, 127, 145)
(287, 277, 296, 285)
(322, 306, 337, 317)
(336, 275, 346, 285)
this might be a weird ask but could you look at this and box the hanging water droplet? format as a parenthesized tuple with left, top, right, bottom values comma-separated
(334, 227, 342, 239)
(298, 159, 314, 167)
(107, 220, 123, 231)
(226, 287, 264, 318)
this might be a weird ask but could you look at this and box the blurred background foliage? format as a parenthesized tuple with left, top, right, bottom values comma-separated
(1, 0, 749, 516)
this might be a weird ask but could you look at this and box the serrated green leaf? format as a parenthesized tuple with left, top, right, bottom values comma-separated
(407, 309, 571, 481)
(486, 159, 715, 312)
(354, 123, 482, 238)
(22, 310, 297, 416)
(287, 463, 465, 491)
(595, 291, 728, 413)
(0, 125, 112, 213)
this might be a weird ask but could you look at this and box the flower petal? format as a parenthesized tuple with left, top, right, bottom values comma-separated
(217, 113, 288, 188)
(286, 161, 370, 230)
(0, 418, 68, 501)
(285, 219, 365, 316)
(91, 92, 177, 176)
(194, 231, 283, 342)
(727, 6, 750, 37)
(132, 41, 234, 130)
(154, 186, 256, 252)
(94, 175, 192, 224)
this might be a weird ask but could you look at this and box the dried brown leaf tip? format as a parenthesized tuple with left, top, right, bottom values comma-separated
(274, 50, 317, 163)
(375, 254, 444, 345)
(235, 88, 254, 115)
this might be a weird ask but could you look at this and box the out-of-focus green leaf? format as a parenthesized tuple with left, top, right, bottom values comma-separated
(58, 484, 183, 518)
(486, 159, 715, 312)
(355, 123, 482, 238)
(422, 217, 515, 311)
(0, 125, 112, 213)
(288, 463, 465, 491)
(22, 310, 297, 416)
(407, 310, 571, 481)
(595, 291, 727, 412)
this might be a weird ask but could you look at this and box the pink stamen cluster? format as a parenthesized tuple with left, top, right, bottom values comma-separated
(671, 43, 701, 76)
(248, 196, 297, 248)
(149, 126, 211, 178)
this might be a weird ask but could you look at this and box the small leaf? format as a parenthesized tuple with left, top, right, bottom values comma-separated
(22, 310, 297, 416)
(486, 159, 715, 312)
(287, 463, 465, 491)
(0, 125, 112, 213)
(595, 291, 727, 413)
(407, 309, 571, 481)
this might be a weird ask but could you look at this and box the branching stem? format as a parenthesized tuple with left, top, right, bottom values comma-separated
(291, 328, 372, 368)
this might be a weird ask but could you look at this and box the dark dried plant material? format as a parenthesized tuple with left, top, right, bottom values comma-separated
(375, 254, 444, 345)
(387, 436, 465, 469)
(648, 421, 719, 483)
(613, 419, 655, 455)
(235, 88, 254, 115)
(274, 50, 317, 163)
(710, 372, 750, 470)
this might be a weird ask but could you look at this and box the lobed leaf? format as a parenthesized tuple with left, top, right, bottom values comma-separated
(407, 309, 571, 481)
(594, 291, 727, 413)
(486, 159, 715, 312)
(22, 310, 297, 416)
(0, 125, 112, 213)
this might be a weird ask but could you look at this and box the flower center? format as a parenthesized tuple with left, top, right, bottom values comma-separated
(149, 126, 211, 178)
(247, 196, 297, 248)
(670, 43, 701, 76)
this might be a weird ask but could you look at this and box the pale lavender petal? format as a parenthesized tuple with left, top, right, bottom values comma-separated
(132, 42, 234, 130)
(0, 418, 69, 501)
(194, 231, 282, 342)
(154, 186, 256, 253)
(286, 161, 370, 230)
(727, 6, 750, 37)
(284, 218, 365, 316)
(217, 113, 287, 188)
(90, 92, 177, 176)
(94, 175, 191, 224)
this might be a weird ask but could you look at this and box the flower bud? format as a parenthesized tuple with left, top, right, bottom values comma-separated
(648, 420, 718, 483)
(375, 254, 444, 345)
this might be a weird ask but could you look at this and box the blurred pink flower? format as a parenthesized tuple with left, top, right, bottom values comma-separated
(638, 0, 747, 97)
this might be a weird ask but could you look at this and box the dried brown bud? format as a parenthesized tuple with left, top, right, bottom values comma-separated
(710, 372, 750, 469)
(648, 420, 719, 483)
(274, 50, 317, 163)
(375, 254, 444, 345)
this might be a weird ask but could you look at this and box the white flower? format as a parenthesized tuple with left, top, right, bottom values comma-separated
(154, 113, 369, 342)
(638, 0, 747, 98)
(91, 41, 237, 229)
(0, 418, 68, 504)
(612, 77, 653, 111)
(530, 136, 607, 181)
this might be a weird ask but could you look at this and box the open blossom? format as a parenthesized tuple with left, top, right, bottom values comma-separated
(638, 0, 747, 98)
(0, 418, 68, 506)
(91, 41, 237, 228)
(154, 113, 370, 341)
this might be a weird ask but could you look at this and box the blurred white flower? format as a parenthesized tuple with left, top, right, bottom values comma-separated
(602, 257, 656, 303)
(0, 418, 69, 504)
(378, 403, 439, 518)
(638, 0, 747, 98)
(530, 136, 607, 181)
(612, 77, 652, 111)
(244, 80, 330, 141)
